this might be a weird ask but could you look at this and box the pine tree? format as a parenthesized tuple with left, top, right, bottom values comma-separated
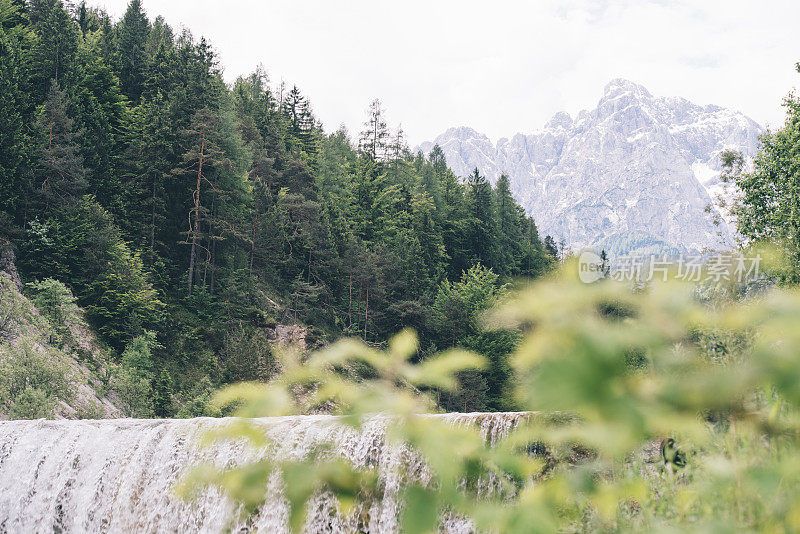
(35, 81, 87, 209)
(174, 107, 233, 296)
(544, 235, 559, 261)
(125, 93, 173, 270)
(116, 0, 149, 102)
(358, 99, 389, 162)
(282, 85, 317, 162)
(28, 0, 80, 100)
(0, 0, 31, 220)
(465, 168, 499, 270)
(72, 42, 129, 214)
(519, 216, 550, 278)
(494, 174, 524, 275)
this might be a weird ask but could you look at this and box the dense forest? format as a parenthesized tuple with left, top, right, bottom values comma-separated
(0, 0, 555, 416)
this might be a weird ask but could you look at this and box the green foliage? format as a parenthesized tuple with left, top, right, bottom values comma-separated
(185, 252, 800, 532)
(109, 363, 153, 417)
(2, 0, 550, 413)
(431, 265, 517, 410)
(120, 330, 158, 373)
(724, 65, 800, 282)
(431, 264, 502, 344)
(75, 398, 106, 419)
(0, 336, 73, 418)
(174, 376, 222, 418)
(33, 80, 88, 207)
(8, 386, 55, 419)
(220, 326, 277, 383)
(19, 197, 164, 350)
(27, 277, 79, 344)
(0, 0, 33, 216)
(109, 331, 160, 417)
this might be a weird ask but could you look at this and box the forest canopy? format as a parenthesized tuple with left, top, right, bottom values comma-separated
(0, 0, 555, 416)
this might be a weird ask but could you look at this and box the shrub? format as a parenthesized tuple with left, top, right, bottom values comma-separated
(175, 376, 222, 418)
(109, 364, 153, 417)
(220, 326, 277, 383)
(8, 386, 55, 419)
(0, 337, 72, 417)
(27, 278, 80, 345)
(108, 332, 161, 417)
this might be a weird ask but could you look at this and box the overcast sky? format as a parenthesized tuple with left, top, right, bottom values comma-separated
(91, 0, 800, 145)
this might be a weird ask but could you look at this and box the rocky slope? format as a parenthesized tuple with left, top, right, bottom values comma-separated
(0, 240, 124, 420)
(418, 79, 763, 254)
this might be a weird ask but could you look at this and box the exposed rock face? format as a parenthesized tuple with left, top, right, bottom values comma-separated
(0, 239, 22, 291)
(270, 324, 307, 351)
(418, 79, 763, 254)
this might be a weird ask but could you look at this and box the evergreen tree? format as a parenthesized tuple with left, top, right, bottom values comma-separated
(34, 81, 87, 209)
(0, 0, 32, 220)
(116, 0, 149, 102)
(125, 94, 173, 270)
(465, 168, 499, 270)
(494, 174, 524, 275)
(28, 0, 80, 100)
(72, 41, 129, 214)
(173, 107, 235, 296)
(544, 235, 559, 261)
(358, 98, 389, 162)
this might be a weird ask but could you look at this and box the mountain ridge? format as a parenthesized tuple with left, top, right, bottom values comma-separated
(417, 79, 763, 254)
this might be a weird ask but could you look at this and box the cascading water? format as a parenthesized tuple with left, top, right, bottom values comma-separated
(0, 412, 528, 533)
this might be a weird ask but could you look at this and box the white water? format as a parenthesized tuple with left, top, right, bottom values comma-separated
(0, 413, 528, 533)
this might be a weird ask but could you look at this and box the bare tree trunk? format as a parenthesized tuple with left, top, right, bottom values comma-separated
(348, 273, 352, 327)
(356, 278, 363, 333)
(249, 208, 258, 273)
(307, 246, 312, 283)
(364, 282, 369, 341)
(187, 128, 205, 297)
(149, 178, 156, 266)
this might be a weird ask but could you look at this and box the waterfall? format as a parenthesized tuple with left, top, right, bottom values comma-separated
(0, 412, 528, 533)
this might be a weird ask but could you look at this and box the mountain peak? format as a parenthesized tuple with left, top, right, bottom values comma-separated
(544, 111, 573, 130)
(438, 126, 489, 142)
(603, 78, 652, 99)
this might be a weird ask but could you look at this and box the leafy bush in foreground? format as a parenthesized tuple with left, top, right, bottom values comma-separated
(185, 255, 800, 532)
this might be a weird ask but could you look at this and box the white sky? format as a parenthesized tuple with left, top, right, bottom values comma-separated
(91, 0, 800, 146)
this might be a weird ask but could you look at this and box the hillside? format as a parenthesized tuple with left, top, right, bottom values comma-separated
(0, 0, 553, 416)
(0, 240, 123, 419)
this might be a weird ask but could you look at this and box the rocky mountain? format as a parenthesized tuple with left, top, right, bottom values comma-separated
(417, 79, 763, 254)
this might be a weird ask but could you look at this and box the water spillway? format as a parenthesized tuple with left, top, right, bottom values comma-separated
(0, 413, 528, 533)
